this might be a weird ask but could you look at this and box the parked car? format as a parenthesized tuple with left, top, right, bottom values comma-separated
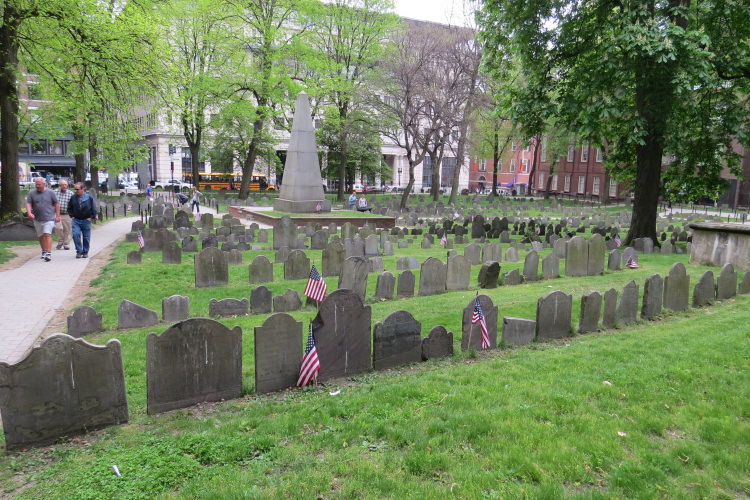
(352, 184, 364, 193)
(155, 179, 191, 190)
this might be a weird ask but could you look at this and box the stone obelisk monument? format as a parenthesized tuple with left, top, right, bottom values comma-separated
(273, 91, 331, 213)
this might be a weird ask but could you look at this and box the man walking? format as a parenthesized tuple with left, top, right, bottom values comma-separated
(25, 177, 60, 262)
(68, 182, 97, 258)
(55, 179, 73, 250)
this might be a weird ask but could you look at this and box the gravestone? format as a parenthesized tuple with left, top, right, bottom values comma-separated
(541, 253, 560, 279)
(663, 263, 690, 312)
(310, 230, 328, 250)
(250, 285, 273, 314)
(338, 256, 369, 301)
(565, 236, 588, 277)
(502, 268, 521, 285)
(716, 263, 737, 300)
(501, 317, 536, 346)
(482, 242, 502, 263)
(275, 245, 290, 263)
(464, 244, 481, 265)
(127, 250, 142, 264)
(616, 281, 639, 325)
(421, 325, 453, 360)
(553, 237, 567, 259)
(505, 246, 520, 262)
(162, 295, 190, 322)
(578, 291, 602, 333)
(284, 249, 311, 280)
(477, 261, 501, 288)
(446, 255, 471, 291)
(375, 271, 396, 299)
(118, 299, 159, 329)
(209, 297, 249, 317)
(273, 289, 303, 313)
(660, 240, 673, 254)
(194, 247, 229, 288)
(641, 274, 663, 320)
(322, 241, 346, 277)
(66, 306, 103, 337)
(372, 310, 422, 370)
(602, 288, 618, 329)
(419, 257, 447, 296)
(607, 249, 621, 271)
(397, 270, 415, 298)
(312, 289, 372, 381)
(249, 255, 274, 283)
(365, 234, 381, 255)
(523, 250, 539, 282)
(225, 248, 243, 266)
(162, 241, 182, 264)
(0, 334, 128, 451)
(461, 295, 498, 350)
(535, 291, 572, 340)
(182, 235, 198, 252)
(622, 247, 638, 267)
(587, 233, 605, 275)
(254, 313, 303, 393)
(273, 216, 297, 250)
(692, 270, 716, 307)
(146, 318, 242, 414)
(739, 272, 750, 294)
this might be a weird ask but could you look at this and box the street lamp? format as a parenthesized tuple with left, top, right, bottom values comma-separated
(397, 167, 402, 187)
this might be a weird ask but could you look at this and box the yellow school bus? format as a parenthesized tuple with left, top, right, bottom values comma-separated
(184, 172, 276, 191)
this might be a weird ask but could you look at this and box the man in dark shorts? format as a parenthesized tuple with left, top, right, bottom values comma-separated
(25, 177, 60, 262)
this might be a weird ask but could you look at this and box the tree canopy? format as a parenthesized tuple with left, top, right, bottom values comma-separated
(478, 0, 750, 243)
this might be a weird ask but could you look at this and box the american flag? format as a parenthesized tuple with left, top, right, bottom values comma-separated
(626, 255, 639, 269)
(440, 233, 448, 247)
(297, 325, 320, 387)
(472, 298, 491, 349)
(137, 231, 145, 249)
(614, 234, 622, 247)
(303, 265, 327, 302)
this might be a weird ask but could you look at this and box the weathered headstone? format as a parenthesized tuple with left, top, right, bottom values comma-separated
(716, 263, 737, 300)
(249, 255, 274, 283)
(162, 295, 190, 322)
(209, 297, 249, 317)
(375, 271, 396, 299)
(250, 285, 273, 314)
(421, 325, 453, 360)
(322, 241, 346, 277)
(66, 305, 103, 337)
(273, 216, 297, 250)
(419, 257, 447, 296)
(502, 268, 521, 285)
(0, 334, 128, 450)
(273, 289, 303, 313)
(565, 236, 588, 277)
(541, 253, 560, 279)
(505, 246, 520, 262)
(194, 247, 229, 288)
(146, 318, 242, 414)
(501, 317, 536, 346)
(536, 291, 572, 340)
(338, 256, 369, 301)
(523, 250, 540, 282)
(615, 280, 639, 325)
(482, 242, 502, 264)
(477, 261, 501, 288)
(578, 291, 601, 333)
(446, 255, 471, 291)
(397, 270, 415, 298)
(663, 263, 689, 312)
(118, 299, 159, 329)
(692, 270, 716, 307)
(607, 249, 621, 271)
(602, 288, 618, 329)
(587, 233, 605, 275)
(254, 313, 303, 393)
(284, 249, 311, 281)
(641, 274, 663, 319)
(372, 310, 422, 370)
(127, 250, 142, 264)
(739, 272, 750, 294)
(464, 244, 481, 265)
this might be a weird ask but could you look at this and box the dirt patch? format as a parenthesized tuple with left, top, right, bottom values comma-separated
(0, 244, 40, 271)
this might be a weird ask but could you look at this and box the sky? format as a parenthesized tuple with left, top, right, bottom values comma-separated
(392, 0, 475, 26)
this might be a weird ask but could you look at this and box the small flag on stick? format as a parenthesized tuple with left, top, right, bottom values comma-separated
(614, 234, 622, 247)
(137, 231, 145, 249)
(440, 233, 448, 247)
(297, 325, 320, 387)
(626, 255, 639, 269)
(303, 265, 327, 302)
(472, 298, 490, 349)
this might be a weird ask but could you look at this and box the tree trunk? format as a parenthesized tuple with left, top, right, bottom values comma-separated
(491, 127, 500, 196)
(239, 116, 264, 199)
(337, 141, 347, 203)
(0, 11, 21, 217)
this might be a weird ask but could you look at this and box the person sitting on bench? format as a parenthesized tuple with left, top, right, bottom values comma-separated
(357, 194, 371, 212)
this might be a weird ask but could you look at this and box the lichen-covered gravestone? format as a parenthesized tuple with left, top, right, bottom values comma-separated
(641, 274, 663, 320)
(578, 291, 601, 333)
(162, 295, 190, 322)
(419, 257, 447, 296)
(67, 305, 103, 337)
(194, 247, 228, 288)
(372, 310, 422, 370)
(118, 299, 158, 329)
(421, 325, 453, 360)
(254, 313, 302, 393)
(535, 290, 572, 340)
(616, 280, 639, 325)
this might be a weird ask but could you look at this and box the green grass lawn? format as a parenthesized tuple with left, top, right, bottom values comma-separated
(1, 205, 748, 499)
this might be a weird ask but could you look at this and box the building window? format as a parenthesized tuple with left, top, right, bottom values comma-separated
(511, 141, 517, 152)
(609, 179, 618, 197)
(523, 144, 531, 153)
(538, 173, 544, 189)
(422, 156, 432, 188)
(479, 159, 486, 172)
(578, 175, 585, 193)
(551, 174, 558, 191)
(567, 145, 575, 162)
(581, 144, 589, 162)
(441, 157, 457, 187)
(596, 147, 603, 162)
(592, 176, 600, 195)
(509, 159, 516, 172)
(50, 141, 64, 155)
(564, 174, 571, 192)
(32, 140, 48, 155)
(521, 159, 529, 173)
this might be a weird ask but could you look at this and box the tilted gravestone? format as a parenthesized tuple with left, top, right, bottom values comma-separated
(0, 334, 128, 451)
(284, 249, 311, 281)
(716, 263, 737, 300)
(209, 297, 249, 317)
(118, 299, 159, 329)
(579, 291, 602, 333)
(663, 262, 689, 312)
(421, 325, 453, 360)
(312, 289, 372, 382)
(67, 305, 103, 337)
(446, 254, 471, 291)
(503, 268, 521, 285)
(127, 250, 142, 264)
(536, 290, 572, 340)
(461, 295, 498, 350)
(602, 288, 618, 329)
(273, 289, 303, 313)
(692, 270, 716, 307)
(587, 233, 606, 275)
(501, 317, 536, 346)
(254, 313, 303, 394)
(248, 255, 274, 283)
(322, 241, 346, 277)
(397, 270, 415, 298)
(477, 261, 501, 288)
(375, 271, 396, 299)
(565, 236, 588, 277)
(194, 247, 229, 288)
(641, 274, 663, 320)
(372, 310, 422, 370)
(542, 253, 560, 280)
(368, 256, 385, 273)
(338, 256, 369, 302)
(615, 280, 639, 325)
(162, 295, 190, 322)
(146, 318, 242, 414)
(523, 250, 540, 282)
(419, 257, 447, 296)
(250, 285, 273, 314)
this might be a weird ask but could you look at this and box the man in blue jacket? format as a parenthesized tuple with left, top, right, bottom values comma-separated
(68, 182, 98, 258)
